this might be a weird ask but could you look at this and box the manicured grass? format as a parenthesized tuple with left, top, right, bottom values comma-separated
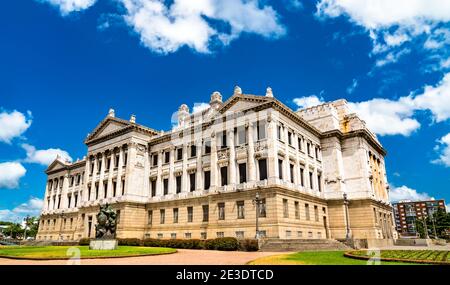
(0, 246, 176, 260)
(249, 251, 416, 265)
(349, 250, 450, 264)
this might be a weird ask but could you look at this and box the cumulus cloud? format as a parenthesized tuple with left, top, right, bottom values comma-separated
(21, 144, 72, 166)
(0, 110, 32, 144)
(431, 133, 450, 167)
(316, 0, 450, 70)
(0, 197, 44, 222)
(293, 95, 325, 109)
(294, 72, 450, 136)
(38, 0, 97, 15)
(192, 102, 210, 113)
(121, 0, 286, 54)
(390, 185, 434, 202)
(0, 162, 27, 189)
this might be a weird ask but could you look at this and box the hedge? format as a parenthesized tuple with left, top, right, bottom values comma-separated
(78, 237, 258, 251)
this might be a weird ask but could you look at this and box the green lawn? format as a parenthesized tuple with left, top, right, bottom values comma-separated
(249, 251, 417, 265)
(0, 246, 176, 260)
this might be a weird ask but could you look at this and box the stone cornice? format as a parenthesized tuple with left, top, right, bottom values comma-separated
(321, 129, 387, 156)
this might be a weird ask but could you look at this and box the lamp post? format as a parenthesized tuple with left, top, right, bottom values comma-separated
(252, 192, 263, 239)
(429, 208, 438, 239)
(343, 193, 351, 240)
(421, 216, 430, 239)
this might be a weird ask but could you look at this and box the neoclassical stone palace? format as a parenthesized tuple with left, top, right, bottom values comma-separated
(37, 86, 395, 246)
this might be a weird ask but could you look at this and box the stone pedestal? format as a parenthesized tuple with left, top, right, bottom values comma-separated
(89, 239, 118, 250)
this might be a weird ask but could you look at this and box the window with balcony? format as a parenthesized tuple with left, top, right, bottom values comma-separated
(152, 153, 158, 166)
(258, 159, 267, 181)
(176, 148, 183, 160)
(257, 120, 266, 140)
(163, 179, 169, 195)
(176, 176, 181, 194)
(190, 173, 196, 192)
(204, 171, 210, 190)
(164, 150, 170, 163)
(204, 140, 211, 154)
(220, 166, 228, 186)
(290, 164, 295, 183)
(278, 159, 283, 180)
(190, 144, 197, 157)
(239, 163, 247, 183)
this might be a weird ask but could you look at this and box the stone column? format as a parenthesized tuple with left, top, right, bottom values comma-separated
(156, 149, 163, 196)
(267, 118, 279, 183)
(107, 151, 114, 198)
(98, 153, 106, 199)
(196, 142, 202, 191)
(247, 122, 256, 182)
(210, 131, 218, 189)
(182, 144, 188, 193)
(284, 127, 289, 183)
(117, 147, 124, 196)
(293, 133, 300, 185)
(43, 181, 50, 211)
(168, 147, 175, 194)
(228, 129, 236, 185)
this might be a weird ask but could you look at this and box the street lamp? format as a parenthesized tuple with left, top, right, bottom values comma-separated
(343, 193, 351, 240)
(429, 208, 438, 239)
(252, 192, 263, 239)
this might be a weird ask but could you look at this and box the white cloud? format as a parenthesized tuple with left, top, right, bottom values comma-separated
(0, 162, 26, 189)
(316, 0, 450, 69)
(192, 102, 210, 113)
(346, 78, 358, 94)
(39, 0, 97, 15)
(120, 0, 286, 54)
(21, 144, 72, 166)
(431, 133, 450, 167)
(390, 185, 434, 202)
(0, 197, 44, 222)
(0, 110, 32, 144)
(293, 95, 325, 109)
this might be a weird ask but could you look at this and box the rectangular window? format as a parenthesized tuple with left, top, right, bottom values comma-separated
(123, 151, 128, 166)
(318, 174, 322, 192)
(283, 199, 289, 218)
(121, 179, 125, 195)
(221, 131, 227, 149)
(305, 204, 310, 220)
(177, 148, 183, 160)
(307, 142, 311, 156)
(288, 131, 292, 145)
(277, 125, 282, 140)
(314, 205, 319, 222)
(257, 120, 266, 140)
(103, 182, 108, 198)
(237, 201, 245, 219)
(315, 147, 319, 160)
(164, 151, 170, 163)
(171, 233, 177, 239)
(204, 140, 211, 154)
(152, 153, 158, 166)
(113, 181, 117, 197)
(204, 171, 211, 190)
(160, 209, 165, 224)
(163, 178, 169, 195)
(190, 173, 196, 192)
(290, 164, 295, 183)
(298, 137, 302, 151)
(258, 159, 267, 180)
(298, 231, 303, 238)
(295, 201, 300, 219)
(239, 163, 247, 183)
(190, 144, 196, 157)
(173, 208, 178, 223)
(176, 176, 182, 194)
(236, 231, 244, 239)
(115, 154, 119, 168)
(218, 202, 225, 220)
(201, 232, 207, 239)
(116, 210, 120, 224)
(95, 184, 99, 200)
(67, 195, 72, 208)
(300, 168, 304, 186)
(157, 233, 163, 239)
(220, 166, 228, 186)
(216, 232, 224, 238)
(185, 233, 192, 239)
(278, 159, 283, 180)
(106, 157, 111, 171)
(147, 210, 153, 225)
(151, 180, 156, 197)
(309, 172, 314, 189)
(202, 205, 209, 222)
(187, 206, 193, 222)
(286, 230, 292, 239)
(74, 194, 78, 207)
(259, 198, 267, 217)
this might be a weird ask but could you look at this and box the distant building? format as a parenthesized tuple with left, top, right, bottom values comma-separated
(392, 199, 446, 237)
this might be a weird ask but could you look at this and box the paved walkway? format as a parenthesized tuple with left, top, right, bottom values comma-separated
(0, 249, 288, 265)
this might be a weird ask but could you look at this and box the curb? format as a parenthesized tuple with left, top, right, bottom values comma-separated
(343, 251, 450, 265)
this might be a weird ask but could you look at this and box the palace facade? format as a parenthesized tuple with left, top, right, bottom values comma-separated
(37, 86, 395, 246)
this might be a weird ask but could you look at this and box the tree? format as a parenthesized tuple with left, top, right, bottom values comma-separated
(415, 218, 426, 238)
(432, 208, 450, 239)
(26, 216, 40, 238)
(5, 223, 24, 239)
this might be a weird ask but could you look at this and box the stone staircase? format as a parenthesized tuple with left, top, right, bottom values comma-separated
(259, 239, 352, 252)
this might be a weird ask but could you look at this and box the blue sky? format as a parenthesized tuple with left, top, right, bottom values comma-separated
(1, 0, 450, 222)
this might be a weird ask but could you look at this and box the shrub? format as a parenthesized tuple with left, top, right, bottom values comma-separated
(205, 237, 239, 251)
(117, 238, 142, 246)
(239, 239, 259, 251)
(78, 238, 90, 246)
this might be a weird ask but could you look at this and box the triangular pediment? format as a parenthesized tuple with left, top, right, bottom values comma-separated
(85, 117, 131, 143)
(218, 94, 270, 114)
(46, 159, 68, 173)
